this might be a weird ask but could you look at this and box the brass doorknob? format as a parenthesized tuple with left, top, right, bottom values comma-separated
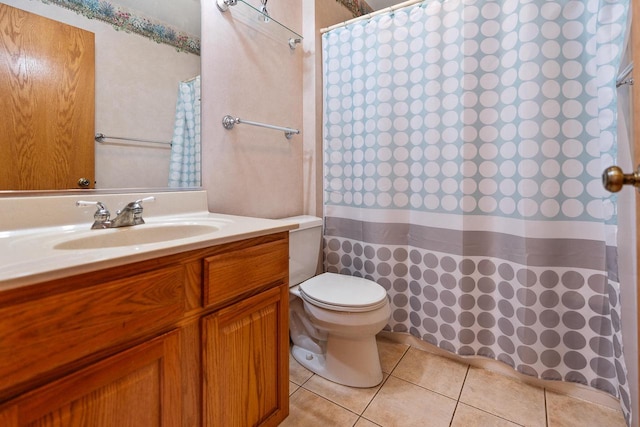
(77, 177, 91, 188)
(602, 166, 640, 193)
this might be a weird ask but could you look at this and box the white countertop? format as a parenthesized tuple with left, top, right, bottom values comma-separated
(0, 191, 296, 291)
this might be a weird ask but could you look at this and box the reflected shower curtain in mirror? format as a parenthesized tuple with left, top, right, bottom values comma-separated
(169, 75, 201, 187)
(322, 1, 631, 422)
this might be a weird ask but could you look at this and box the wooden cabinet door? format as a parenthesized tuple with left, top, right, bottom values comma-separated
(0, 330, 182, 427)
(0, 4, 95, 190)
(202, 285, 289, 427)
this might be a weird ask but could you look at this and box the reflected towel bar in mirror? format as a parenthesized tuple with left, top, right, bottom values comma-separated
(95, 133, 172, 147)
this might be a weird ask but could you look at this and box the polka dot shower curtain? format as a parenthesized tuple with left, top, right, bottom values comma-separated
(169, 75, 201, 187)
(321, 0, 632, 422)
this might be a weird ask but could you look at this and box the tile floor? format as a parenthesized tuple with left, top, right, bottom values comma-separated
(283, 336, 627, 427)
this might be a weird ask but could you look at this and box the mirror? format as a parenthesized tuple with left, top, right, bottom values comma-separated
(0, 0, 201, 193)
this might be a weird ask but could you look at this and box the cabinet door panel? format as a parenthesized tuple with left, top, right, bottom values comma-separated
(0, 330, 182, 427)
(202, 285, 289, 427)
(0, 264, 187, 400)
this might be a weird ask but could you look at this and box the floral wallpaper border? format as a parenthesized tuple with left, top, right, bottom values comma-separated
(335, 0, 374, 17)
(37, 0, 200, 55)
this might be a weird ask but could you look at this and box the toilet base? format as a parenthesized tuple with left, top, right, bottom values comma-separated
(291, 334, 383, 388)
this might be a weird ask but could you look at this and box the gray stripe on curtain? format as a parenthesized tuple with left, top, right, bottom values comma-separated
(325, 217, 618, 281)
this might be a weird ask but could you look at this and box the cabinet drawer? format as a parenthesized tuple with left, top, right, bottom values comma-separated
(0, 264, 187, 400)
(203, 237, 288, 308)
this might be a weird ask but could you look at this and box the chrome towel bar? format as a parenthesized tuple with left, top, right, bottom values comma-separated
(616, 62, 634, 88)
(221, 115, 300, 139)
(95, 133, 172, 147)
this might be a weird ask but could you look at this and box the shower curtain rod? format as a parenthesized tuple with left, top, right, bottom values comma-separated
(320, 0, 424, 33)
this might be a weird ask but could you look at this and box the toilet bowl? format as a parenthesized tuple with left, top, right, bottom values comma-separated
(283, 216, 391, 388)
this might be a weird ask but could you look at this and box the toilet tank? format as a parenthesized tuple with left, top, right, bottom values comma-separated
(282, 215, 323, 286)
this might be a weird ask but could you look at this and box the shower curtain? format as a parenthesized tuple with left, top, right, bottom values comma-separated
(322, 0, 632, 422)
(169, 75, 201, 187)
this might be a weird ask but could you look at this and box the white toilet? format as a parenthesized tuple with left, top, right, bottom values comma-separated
(284, 215, 391, 388)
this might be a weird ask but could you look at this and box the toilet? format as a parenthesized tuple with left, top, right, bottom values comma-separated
(284, 215, 391, 388)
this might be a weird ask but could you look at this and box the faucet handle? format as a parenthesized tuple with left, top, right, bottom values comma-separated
(132, 196, 154, 214)
(76, 201, 110, 227)
(118, 196, 155, 225)
(76, 200, 109, 215)
(120, 196, 155, 213)
(134, 196, 156, 205)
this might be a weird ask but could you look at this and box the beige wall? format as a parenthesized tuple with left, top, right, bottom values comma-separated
(2, 0, 200, 189)
(201, 0, 351, 219)
(95, 29, 199, 189)
(201, 0, 303, 218)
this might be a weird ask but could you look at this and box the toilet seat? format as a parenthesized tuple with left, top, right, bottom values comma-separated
(299, 272, 388, 312)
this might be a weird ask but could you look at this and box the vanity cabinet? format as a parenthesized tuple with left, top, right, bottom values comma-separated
(0, 231, 290, 427)
(202, 239, 290, 427)
(203, 286, 289, 427)
(0, 330, 182, 426)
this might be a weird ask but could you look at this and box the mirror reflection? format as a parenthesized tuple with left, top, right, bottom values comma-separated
(0, 0, 201, 191)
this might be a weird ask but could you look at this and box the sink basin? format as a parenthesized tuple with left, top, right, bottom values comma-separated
(53, 223, 219, 250)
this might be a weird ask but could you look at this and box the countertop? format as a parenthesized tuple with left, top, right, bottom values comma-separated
(0, 190, 297, 290)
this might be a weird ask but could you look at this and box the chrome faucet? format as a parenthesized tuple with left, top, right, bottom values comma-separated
(76, 197, 155, 229)
(110, 197, 155, 227)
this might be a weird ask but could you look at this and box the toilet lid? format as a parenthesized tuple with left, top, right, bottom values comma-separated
(299, 272, 388, 312)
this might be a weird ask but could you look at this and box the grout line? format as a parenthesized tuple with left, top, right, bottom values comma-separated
(356, 415, 384, 426)
(386, 343, 411, 376)
(453, 365, 530, 426)
(289, 381, 301, 396)
(455, 402, 527, 427)
(457, 364, 471, 401)
(298, 386, 357, 412)
(291, 348, 572, 427)
(448, 365, 470, 427)
(298, 373, 387, 418)
(301, 386, 366, 420)
(544, 388, 549, 427)
(292, 341, 407, 419)
(358, 373, 392, 417)
(387, 367, 464, 402)
(357, 342, 411, 417)
(385, 374, 459, 407)
(289, 376, 312, 388)
(300, 373, 314, 387)
(355, 342, 411, 417)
